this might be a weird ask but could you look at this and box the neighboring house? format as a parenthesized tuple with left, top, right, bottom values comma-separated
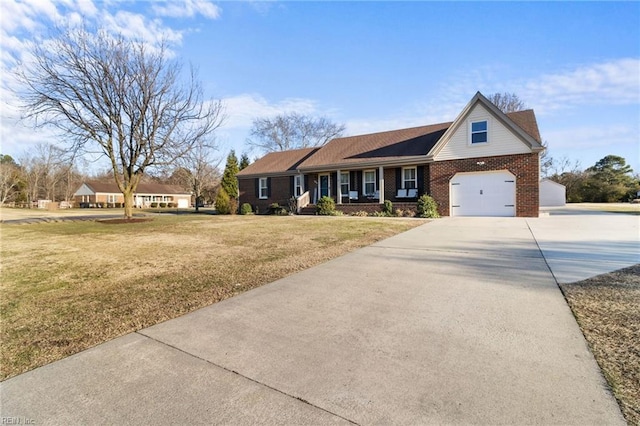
(539, 178, 566, 207)
(73, 181, 192, 208)
(237, 92, 545, 217)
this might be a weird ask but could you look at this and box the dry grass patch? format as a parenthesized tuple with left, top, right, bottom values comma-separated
(1, 214, 426, 380)
(561, 264, 640, 425)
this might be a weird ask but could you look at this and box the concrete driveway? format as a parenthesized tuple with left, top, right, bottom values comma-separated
(1, 212, 633, 425)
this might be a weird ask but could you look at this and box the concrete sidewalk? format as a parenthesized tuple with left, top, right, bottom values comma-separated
(1, 215, 629, 424)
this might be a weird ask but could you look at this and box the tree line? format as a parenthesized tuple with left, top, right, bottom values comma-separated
(544, 154, 639, 203)
(0, 146, 252, 209)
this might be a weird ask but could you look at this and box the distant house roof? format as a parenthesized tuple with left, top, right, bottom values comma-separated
(236, 147, 319, 178)
(79, 181, 191, 195)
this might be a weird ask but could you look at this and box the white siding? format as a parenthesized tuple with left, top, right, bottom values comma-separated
(540, 179, 566, 207)
(434, 104, 532, 161)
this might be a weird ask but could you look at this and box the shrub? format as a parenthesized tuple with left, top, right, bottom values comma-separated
(240, 203, 253, 215)
(167, 202, 175, 208)
(215, 188, 231, 214)
(382, 199, 394, 216)
(159, 202, 167, 208)
(269, 203, 288, 215)
(417, 195, 439, 218)
(316, 196, 335, 215)
(395, 208, 404, 217)
(370, 211, 386, 217)
(351, 210, 369, 217)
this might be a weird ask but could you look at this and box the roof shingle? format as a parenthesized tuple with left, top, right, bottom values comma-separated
(236, 147, 319, 177)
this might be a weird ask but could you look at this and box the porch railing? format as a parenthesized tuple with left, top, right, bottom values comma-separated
(296, 191, 310, 213)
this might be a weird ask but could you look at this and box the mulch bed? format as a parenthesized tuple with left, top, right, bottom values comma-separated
(97, 218, 153, 224)
(560, 264, 640, 425)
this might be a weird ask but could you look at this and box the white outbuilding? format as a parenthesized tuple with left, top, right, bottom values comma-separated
(539, 178, 566, 207)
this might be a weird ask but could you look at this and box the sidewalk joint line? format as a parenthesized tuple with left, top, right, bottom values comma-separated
(137, 332, 360, 425)
(525, 219, 560, 285)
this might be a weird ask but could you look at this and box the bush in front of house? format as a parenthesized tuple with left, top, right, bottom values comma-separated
(150, 202, 158, 208)
(417, 194, 439, 218)
(382, 199, 394, 216)
(215, 188, 232, 214)
(168, 202, 175, 208)
(268, 203, 288, 215)
(351, 210, 369, 217)
(316, 196, 336, 215)
(159, 202, 167, 208)
(240, 203, 253, 215)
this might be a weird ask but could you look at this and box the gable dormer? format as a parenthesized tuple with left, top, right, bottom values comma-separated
(429, 92, 544, 162)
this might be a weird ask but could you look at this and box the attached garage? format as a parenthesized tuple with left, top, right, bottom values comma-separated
(450, 171, 516, 217)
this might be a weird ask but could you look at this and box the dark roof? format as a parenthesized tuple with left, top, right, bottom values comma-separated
(236, 147, 319, 177)
(298, 122, 451, 169)
(84, 181, 190, 195)
(298, 109, 541, 170)
(504, 109, 542, 143)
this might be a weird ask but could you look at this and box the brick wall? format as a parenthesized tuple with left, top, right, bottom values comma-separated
(429, 153, 539, 217)
(334, 202, 418, 215)
(239, 176, 293, 213)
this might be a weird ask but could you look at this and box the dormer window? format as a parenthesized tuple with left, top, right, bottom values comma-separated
(470, 120, 488, 144)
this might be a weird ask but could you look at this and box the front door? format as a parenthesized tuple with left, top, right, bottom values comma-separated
(319, 174, 330, 198)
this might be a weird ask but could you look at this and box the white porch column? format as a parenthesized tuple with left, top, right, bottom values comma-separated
(379, 166, 384, 204)
(337, 169, 342, 204)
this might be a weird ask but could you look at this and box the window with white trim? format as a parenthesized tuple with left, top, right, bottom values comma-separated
(363, 170, 377, 196)
(340, 172, 350, 196)
(108, 194, 117, 203)
(259, 177, 268, 199)
(402, 167, 417, 189)
(294, 175, 303, 197)
(470, 120, 488, 144)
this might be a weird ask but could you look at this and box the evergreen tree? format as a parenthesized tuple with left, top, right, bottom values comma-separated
(239, 153, 250, 170)
(220, 150, 239, 212)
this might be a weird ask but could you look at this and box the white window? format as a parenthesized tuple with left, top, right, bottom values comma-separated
(107, 194, 117, 203)
(402, 167, 417, 189)
(259, 178, 268, 199)
(294, 175, 303, 197)
(470, 120, 488, 144)
(340, 172, 350, 196)
(363, 170, 377, 196)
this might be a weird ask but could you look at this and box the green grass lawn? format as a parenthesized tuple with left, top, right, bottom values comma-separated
(0, 214, 425, 380)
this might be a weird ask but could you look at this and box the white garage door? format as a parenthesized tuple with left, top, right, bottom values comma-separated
(450, 171, 516, 217)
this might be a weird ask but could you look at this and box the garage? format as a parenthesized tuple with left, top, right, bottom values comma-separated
(450, 171, 516, 217)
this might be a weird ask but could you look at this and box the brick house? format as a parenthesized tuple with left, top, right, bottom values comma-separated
(73, 181, 192, 208)
(237, 92, 544, 217)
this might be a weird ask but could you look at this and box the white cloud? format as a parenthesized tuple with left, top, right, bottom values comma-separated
(544, 124, 638, 150)
(153, 0, 221, 19)
(100, 10, 183, 45)
(522, 58, 640, 114)
(222, 94, 318, 129)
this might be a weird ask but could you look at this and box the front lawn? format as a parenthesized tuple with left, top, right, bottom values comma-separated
(0, 215, 425, 380)
(561, 265, 640, 425)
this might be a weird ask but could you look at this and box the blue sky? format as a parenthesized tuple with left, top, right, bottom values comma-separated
(1, 1, 639, 174)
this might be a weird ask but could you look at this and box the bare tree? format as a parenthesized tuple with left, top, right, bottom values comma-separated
(0, 155, 23, 205)
(248, 113, 345, 152)
(487, 92, 527, 113)
(177, 140, 221, 212)
(18, 27, 224, 218)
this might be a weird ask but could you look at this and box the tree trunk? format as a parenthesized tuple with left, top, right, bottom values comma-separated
(123, 190, 134, 219)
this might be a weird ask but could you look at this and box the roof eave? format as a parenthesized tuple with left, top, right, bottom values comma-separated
(298, 155, 432, 173)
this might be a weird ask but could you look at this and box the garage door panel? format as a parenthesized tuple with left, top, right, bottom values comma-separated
(450, 171, 515, 217)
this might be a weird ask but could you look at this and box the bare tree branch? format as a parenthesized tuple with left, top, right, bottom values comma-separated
(247, 112, 345, 153)
(17, 26, 225, 218)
